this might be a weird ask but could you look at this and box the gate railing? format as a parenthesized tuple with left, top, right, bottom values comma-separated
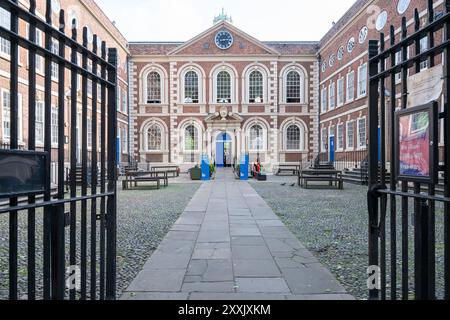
(367, 0, 449, 300)
(0, 0, 117, 300)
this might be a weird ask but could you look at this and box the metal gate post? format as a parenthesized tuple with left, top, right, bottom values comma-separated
(368, 40, 381, 300)
(50, 204, 66, 300)
(106, 48, 118, 300)
(415, 200, 430, 300)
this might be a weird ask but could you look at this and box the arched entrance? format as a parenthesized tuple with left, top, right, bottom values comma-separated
(215, 132, 233, 167)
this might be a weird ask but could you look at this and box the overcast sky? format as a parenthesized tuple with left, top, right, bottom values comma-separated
(94, 0, 356, 42)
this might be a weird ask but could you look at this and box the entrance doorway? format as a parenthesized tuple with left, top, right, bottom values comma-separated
(216, 132, 232, 167)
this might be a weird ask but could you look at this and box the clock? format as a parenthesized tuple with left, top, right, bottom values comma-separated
(215, 30, 234, 50)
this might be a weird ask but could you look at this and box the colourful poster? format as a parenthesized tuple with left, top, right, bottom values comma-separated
(398, 111, 430, 177)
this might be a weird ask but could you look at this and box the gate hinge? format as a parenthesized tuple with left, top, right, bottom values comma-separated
(439, 110, 446, 119)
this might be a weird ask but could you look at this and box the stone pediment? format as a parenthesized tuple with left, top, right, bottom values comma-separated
(168, 21, 279, 56)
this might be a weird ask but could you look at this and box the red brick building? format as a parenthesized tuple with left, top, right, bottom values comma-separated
(129, 17, 319, 171)
(0, 0, 130, 182)
(318, 0, 445, 167)
(1, 0, 445, 174)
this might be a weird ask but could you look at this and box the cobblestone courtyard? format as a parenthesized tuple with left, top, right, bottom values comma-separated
(249, 175, 446, 300)
(0, 181, 199, 299)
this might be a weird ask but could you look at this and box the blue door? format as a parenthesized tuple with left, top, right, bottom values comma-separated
(329, 136, 335, 163)
(216, 133, 231, 167)
(216, 140, 225, 167)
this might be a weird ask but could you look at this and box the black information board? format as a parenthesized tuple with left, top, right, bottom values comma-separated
(0, 150, 48, 198)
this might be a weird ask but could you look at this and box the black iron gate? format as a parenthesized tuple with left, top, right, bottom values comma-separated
(368, 0, 449, 300)
(0, 0, 117, 300)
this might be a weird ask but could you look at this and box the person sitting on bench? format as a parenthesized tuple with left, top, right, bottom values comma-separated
(251, 159, 261, 178)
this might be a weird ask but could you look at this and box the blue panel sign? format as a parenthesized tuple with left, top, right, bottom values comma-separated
(240, 154, 249, 180)
(201, 154, 210, 181)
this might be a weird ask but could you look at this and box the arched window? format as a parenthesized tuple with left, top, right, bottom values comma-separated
(147, 124, 162, 151)
(286, 71, 302, 103)
(286, 125, 301, 150)
(216, 71, 231, 103)
(184, 71, 199, 103)
(249, 125, 264, 151)
(146, 71, 161, 104)
(249, 70, 263, 103)
(185, 125, 199, 151)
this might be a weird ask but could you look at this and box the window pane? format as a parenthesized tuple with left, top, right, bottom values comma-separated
(249, 125, 264, 150)
(286, 125, 301, 150)
(217, 71, 231, 103)
(51, 107, 58, 144)
(147, 124, 162, 150)
(184, 71, 199, 103)
(249, 71, 263, 103)
(147, 72, 161, 104)
(185, 125, 198, 151)
(2, 91, 10, 138)
(286, 71, 301, 103)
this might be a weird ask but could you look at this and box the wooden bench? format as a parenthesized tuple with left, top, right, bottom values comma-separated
(151, 166, 180, 177)
(298, 169, 343, 190)
(122, 171, 169, 190)
(276, 164, 301, 176)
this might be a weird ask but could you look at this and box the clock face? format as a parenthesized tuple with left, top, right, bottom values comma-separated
(215, 31, 234, 50)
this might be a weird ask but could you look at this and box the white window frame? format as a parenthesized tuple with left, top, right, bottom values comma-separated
(336, 124, 344, 151)
(357, 117, 367, 150)
(329, 82, 336, 110)
(143, 69, 165, 105)
(210, 65, 237, 105)
(0, 7, 11, 57)
(248, 124, 266, 152)
(284, 124, 304, 151)
(51, 106, 58, 146)
(337, 78, 344, 107)
(247, 69, 266, 104)
(0, 89, 21, 142)
(357, 63, 367, 98)
(346, 71, 355, 103)
(346, 121, 355, 151)
(35, 101, 45, 145)
(180, 68, 204, 104)
(281, 66, 306, 104)
(145, 122, 164, 152)
(321, 86, 327, 113)
(420, 36, 429, 71)
(321, 127, 328, 152)
(184, 124, 201, 152)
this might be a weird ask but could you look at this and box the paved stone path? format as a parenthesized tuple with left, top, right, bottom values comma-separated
(121, 169, 354, 300)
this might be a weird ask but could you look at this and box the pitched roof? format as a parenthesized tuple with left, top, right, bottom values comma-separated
(263, 42, 319, 55)
(129, 42, 183, 55)
(319, 0, 370, 48)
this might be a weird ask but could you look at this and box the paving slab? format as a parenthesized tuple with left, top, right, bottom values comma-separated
(121, 169, 352, 300)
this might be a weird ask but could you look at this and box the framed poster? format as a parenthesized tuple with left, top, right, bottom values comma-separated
(0, 150, 48, 198)
(395, 102, 438, 183)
